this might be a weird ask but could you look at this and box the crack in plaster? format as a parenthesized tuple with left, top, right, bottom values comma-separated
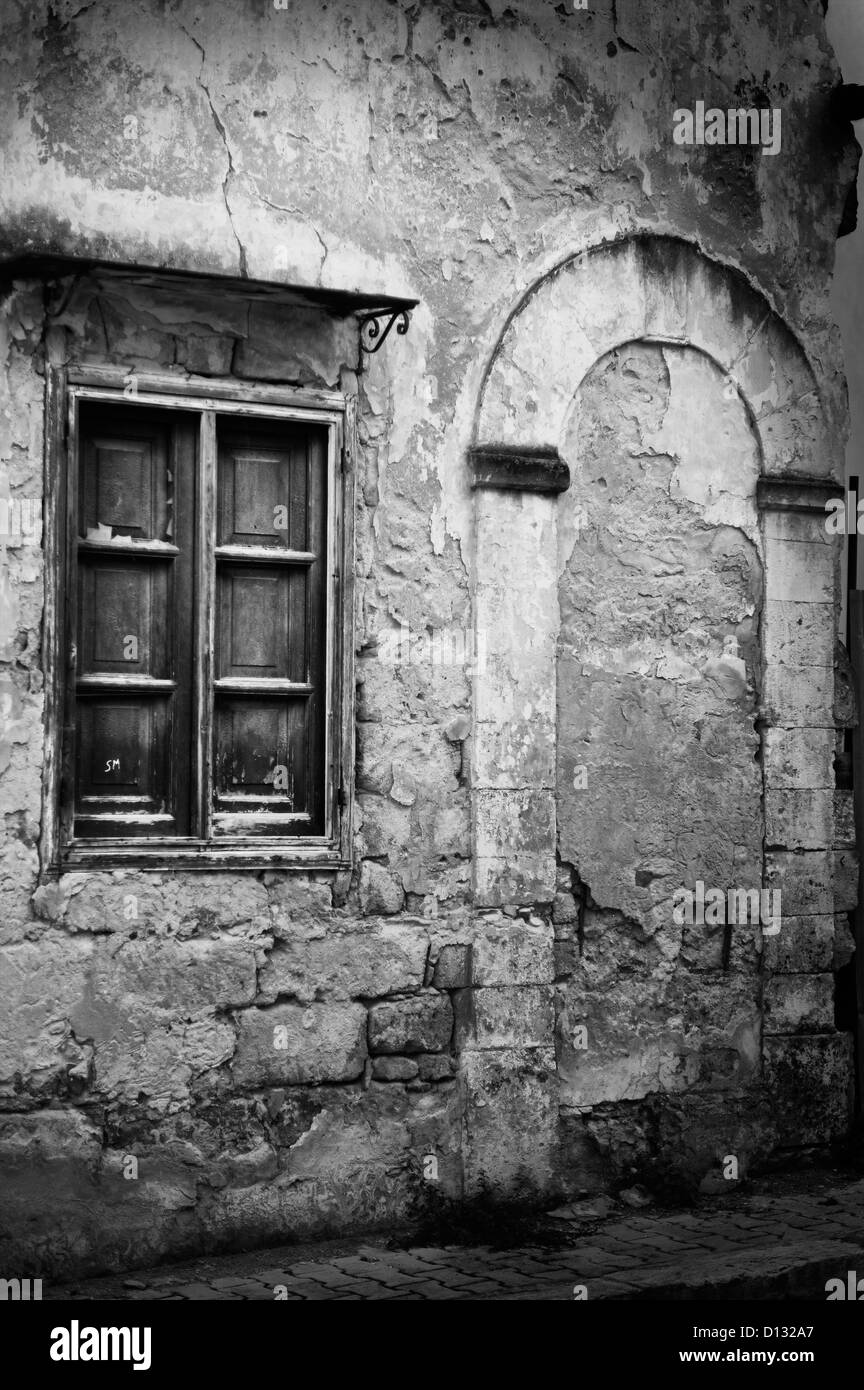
(53, 2, 100, 31)
(253, 193, 328, 278)
(177, 20, 248, 278)
(610, 0, 640, 54)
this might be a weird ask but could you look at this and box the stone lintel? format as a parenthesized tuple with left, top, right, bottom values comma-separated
(757, 476, 839, 513)
(469, 444, 570, 494)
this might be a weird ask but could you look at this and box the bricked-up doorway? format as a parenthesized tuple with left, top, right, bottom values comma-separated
(469, 234, 854, 1186)
(555, 340, 763, 1107)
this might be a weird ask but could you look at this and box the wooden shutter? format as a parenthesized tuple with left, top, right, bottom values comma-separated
(70, 404, 195, 838)
(213, 419, 328, 836)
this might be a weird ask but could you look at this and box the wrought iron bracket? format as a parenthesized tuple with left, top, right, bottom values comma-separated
(358, 308, 411, 354)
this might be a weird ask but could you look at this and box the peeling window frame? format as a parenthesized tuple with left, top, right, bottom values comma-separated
(41, 363, 356, 874)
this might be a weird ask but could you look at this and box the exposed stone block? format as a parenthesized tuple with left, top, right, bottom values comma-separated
(473, 651, 556, 736)
(473, 717, 555, 790)
(679, 906, 762, 972)
(762, 727, 835, 790)
(453, 985, 554, 1050)
(175, 333, 235, 375)
(0, 938, 95, 1089)
(358, 861, 405, 916)
(79, 938, 258, 1024)
(759, 396, 836, 481)
(372, 1056, 419, 1081)
(266, 877, 333, 940)
(233, 301, 357, 386)
(356, 723, 458, 799)
(461, 1048, 559, 1196)
(258, 922, 428, 1004)
(763, 975, 835, 1033)
(368, 995, 453, 1054)
(763, 538, 837, 606)
(765, 789, 833, 850)
(832, 849, 858, 912)
(417, 1053, 456, 1081)
(763, 665, 834, 727)
(436, 915, 555, 987)
(762, 915, 835, 973)
(765, 851, 831, 916)
(764, 1035, 854, 1145)
(98, 1019, 238, 1103)
(473, 789, 556, 905)
(474, 852, 556, 908)
(432, 942, 473, 989)
(760, 496, 836, 539)
(35, 872, 272, 934)
(232, 1004, 367, 1086)
(475, 493, 558, 688)
(356, 654, 470, 727)
(763, 601, 836, 670)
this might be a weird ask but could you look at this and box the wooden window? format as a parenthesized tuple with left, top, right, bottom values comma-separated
(43, 368, 355, 870)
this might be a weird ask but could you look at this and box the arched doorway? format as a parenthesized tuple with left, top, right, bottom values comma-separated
(467, 234, 850, 1188)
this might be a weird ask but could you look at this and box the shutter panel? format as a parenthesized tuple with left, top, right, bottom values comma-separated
(72, 405, 194, 837)
(213, 420, 328, 835)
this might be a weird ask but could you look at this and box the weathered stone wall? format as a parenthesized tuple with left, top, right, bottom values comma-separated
(0, 0, 859, 1275)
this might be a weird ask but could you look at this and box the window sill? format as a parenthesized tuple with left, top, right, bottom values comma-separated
(52, 840, 351, 873)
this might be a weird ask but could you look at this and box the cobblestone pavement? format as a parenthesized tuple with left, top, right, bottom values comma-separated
(46, 1172, 864, 1302)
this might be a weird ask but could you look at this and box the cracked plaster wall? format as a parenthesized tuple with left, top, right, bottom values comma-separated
(0, 0, 859, 1274)
(555, 344, 765, 1115)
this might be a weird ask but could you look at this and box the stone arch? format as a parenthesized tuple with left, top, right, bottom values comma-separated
(475, 235, 828, 475)
(469, 233, 843, 916)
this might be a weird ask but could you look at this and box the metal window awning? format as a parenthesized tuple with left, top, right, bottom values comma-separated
(0, 252, 418, 353)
